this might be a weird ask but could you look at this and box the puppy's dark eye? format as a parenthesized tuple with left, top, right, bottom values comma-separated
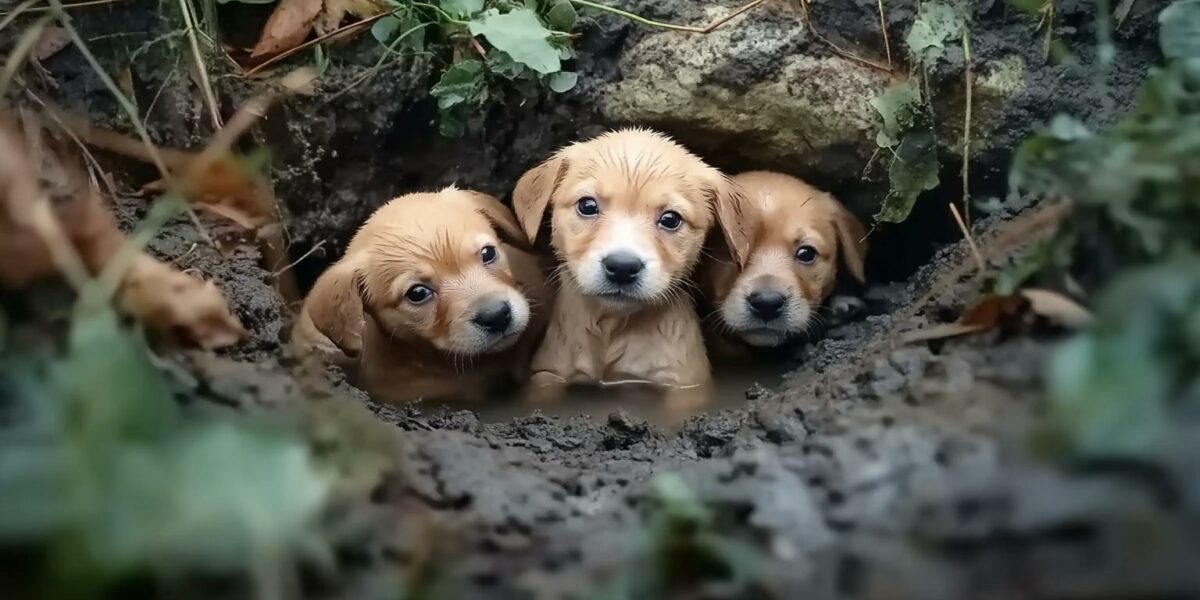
(576, 197, 600, 217)
(404, 284, 434, 305)
(480, 245, 498, 265)
(795, 245, 819, 264)
(657, 210, 684, 231)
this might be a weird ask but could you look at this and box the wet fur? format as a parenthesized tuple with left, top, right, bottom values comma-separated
(512, 129, 750, 388)
(292, 187, 551, 403)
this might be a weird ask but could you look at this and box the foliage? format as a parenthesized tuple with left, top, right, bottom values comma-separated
(904, 0, 969, 65)
(1035, 259, 1200, 462)
(369, 0, 579, 136)
(596, 474, 763, 598)
(0, 306, 335, 596)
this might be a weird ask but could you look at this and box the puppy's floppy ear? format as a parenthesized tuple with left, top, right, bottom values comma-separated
(512, 155, 567, 243)
(460, 190, 528, 248)
(302, 253, 368, 358)
(831, 199, 868, 283)
(709, 175, 754, 268)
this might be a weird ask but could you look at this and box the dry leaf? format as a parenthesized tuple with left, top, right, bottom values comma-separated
(119, 254, 246, 349)
(317, 0, 387, 36)
(903, 289, 1091, 345)
(0, 114, 244, 350)
(251, 0, 323, 59)
(33, 26, 71, 61)
(1020, 288, 1093, 328)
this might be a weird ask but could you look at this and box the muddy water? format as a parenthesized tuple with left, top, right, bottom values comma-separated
(402, 360, 789, 429)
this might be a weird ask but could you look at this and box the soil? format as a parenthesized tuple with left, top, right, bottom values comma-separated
(5, 1, 1198, 599)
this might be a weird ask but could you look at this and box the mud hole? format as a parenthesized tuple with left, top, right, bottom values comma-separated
(4, 0, 1198, 599)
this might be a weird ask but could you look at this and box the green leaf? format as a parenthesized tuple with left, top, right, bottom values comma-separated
(487, 50, 526, 79)
(547, 70, 578, 93)
(430, 60, 485, 110)
(876, 129, 940, 223)
(1160, 0, 1200, 60)
(371, 13, 402, 43)
(870, 80, 922, 148)
(469, 8, 562, 75)
(546, 0, 577, 31)
(440, 0, 485, 18)
(905, 1, 969, 64)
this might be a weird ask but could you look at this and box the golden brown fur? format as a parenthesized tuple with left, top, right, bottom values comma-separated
(512, 128, 750, 389)
(699, 171, 867, 350)
(292, 187, 551, 403)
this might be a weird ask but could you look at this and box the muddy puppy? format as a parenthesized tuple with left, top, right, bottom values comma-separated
(292, 187, 551, 403)
(512, 129, 750, 390)
(700, 171, 867, 350)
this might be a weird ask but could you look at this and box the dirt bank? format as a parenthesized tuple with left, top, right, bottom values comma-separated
(4, 1, 1196, 598)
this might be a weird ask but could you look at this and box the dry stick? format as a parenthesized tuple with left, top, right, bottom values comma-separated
(569, 0, 771, 34)
(961, 31, 973, 224)
(244, 13, 386, 78)
(26, 88, 121, 200)
(177, 0, 223, 130)
(0, 0, 122, 17)
(877, 0, 892, 69)
(797, 0, 893, 73)
(0, 16, 50, 96)
(0, 0, 41, 33)
(948, 202, 985, 277)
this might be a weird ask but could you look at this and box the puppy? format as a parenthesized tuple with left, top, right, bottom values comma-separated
(292, 187, 551, 403)
(700, 171, 867, 350)
(512, 129, 750, 389)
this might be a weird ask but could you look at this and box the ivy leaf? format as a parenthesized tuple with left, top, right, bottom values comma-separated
(876, 129, 939, 223)
(371, 13, 401, 43)
(1160, 0, 1200, 60)
(440, 0, 485, 18)
(870, 80, 922, 148)
(469, 8, 561, 75)
(430, 60, 485, 110)
(547, 70, 578, 93)
(546, 0, 577, 31)
(905, 0, 968, 64)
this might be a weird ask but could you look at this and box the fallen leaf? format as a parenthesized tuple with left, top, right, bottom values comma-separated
(118, 254, 246, 349)
(317, 0, 386, 36)
(33, 26, 71, 61)
(1020, 288, 1093, 329)
(0, 114, 244, 349)
(251, 0, 322, 59)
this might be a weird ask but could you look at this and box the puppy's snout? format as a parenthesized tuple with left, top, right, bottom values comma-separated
(747, 290, 787, 322)
(602, 251, 645, 286)
(471, 300, 513, 334)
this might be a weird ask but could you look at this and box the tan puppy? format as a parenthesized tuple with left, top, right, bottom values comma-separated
(292, 187, 551, 403)
(512, 128, 750, 389)
(700, 171, 867, 349)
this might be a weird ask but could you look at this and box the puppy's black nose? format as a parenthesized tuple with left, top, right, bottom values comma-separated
(602, 251, 645, 285)
(747, 291, 786, 321)
(472, 300, 513, 334)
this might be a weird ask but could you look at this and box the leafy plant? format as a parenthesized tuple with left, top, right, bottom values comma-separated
(0, 306, 334, 597)
(369, 0, 580, 136)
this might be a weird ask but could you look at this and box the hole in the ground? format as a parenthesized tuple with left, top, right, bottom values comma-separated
(277, 130, 1008, 428)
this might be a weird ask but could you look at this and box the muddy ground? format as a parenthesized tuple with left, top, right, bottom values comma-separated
(5, 0, 1199, 599)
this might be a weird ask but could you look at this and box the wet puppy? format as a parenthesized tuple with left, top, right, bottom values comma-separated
(700, 171, 867, 350)
(512, 128, 749, 389)
(292, 187, 550, 403)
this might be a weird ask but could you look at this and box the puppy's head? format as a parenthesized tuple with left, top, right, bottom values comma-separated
(348, 187, 533, 355)
(512, 128, 749, 313)
(707, 171, 867, 348)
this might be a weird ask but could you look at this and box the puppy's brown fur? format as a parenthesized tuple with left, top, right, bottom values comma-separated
(513, 129, 750, 388)
(700, 171, 867, 350)
(292, 187, 551, 403)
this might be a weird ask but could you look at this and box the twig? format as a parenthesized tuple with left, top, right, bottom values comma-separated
(0, 0, 40, 33)
(877, 0, 892, 70)
(177, 0, 223, 130)
(797, 0, 893, 73)
(948, 202, 984, 277)
(569, 0, 771, 34)
(26, 88, 120, 200)
(0, 0, 123, 17)
(244, 13, 387, 78)
(0, 16, 50, 97)
(961, 30, 972, 224)
(272, 240, 325, 277)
